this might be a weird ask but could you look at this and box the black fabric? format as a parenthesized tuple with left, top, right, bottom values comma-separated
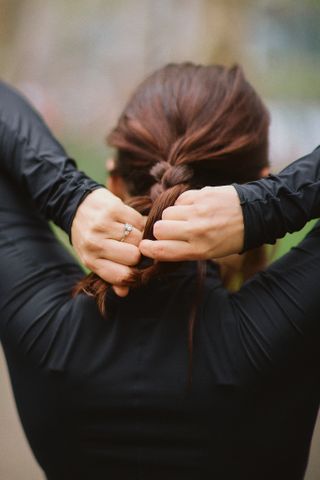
(1, 82, 320, 479)
(234, 146, 320, 250)
(0, 81, 103, 237)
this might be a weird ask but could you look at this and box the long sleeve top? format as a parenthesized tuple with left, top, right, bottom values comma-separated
(1, 81, 320, 480)
(234, 146, 320, 250)
(0, 81, 102, 236)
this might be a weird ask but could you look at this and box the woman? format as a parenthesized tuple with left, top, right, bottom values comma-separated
(1, 64, 320, 480)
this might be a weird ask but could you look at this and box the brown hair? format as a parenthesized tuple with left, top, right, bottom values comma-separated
(74, 63, 270, 378)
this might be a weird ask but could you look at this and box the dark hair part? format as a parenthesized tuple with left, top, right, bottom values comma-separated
(74, 63, 270, 381)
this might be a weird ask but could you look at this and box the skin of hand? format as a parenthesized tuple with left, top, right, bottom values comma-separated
(71, 188, 145, 297)
(139, 185, 244, 261)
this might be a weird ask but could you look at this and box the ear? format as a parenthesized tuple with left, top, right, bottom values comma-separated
(106, 158, 130, 201)
(106, 174, 128, 201)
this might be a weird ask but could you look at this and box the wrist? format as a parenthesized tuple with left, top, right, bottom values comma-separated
(69, 184, 105, 244)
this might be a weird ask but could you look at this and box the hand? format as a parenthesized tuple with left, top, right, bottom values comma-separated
(71, 188, 145, 296)
(139, 186, 244, 261)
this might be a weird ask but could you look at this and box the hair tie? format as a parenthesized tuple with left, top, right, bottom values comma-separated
(149, 161, 170, 183)
(150, 161, 193, 189)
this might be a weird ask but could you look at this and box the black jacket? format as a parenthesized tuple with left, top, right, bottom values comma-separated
(1, 81, 320, 480)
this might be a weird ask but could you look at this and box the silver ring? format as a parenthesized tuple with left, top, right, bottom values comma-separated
(120, 223, 133, 242)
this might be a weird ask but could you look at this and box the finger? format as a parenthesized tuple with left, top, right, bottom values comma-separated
(117, 204, 145, 231)
(83, 222, 142, 250)
(97, 239, 141, 266)
(112, 222, 143, 246)
(153, 220, 190, 241)
(93, 258, 133, 285)
(162, 205, 194, 221)
(112, 285, 130, 297)
(139, 239, 195, 261)
(174, 189, 199, 206)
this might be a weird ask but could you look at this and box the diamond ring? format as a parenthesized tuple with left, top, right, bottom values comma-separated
(120, 223, 133, 242)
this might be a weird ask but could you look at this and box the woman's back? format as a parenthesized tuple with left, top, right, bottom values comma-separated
(1, 67, 320, 480)
(2, 177, 319, 479)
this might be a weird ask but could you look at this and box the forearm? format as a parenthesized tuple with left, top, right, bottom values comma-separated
(234, 146, 320, 250)
(228, 219, 320, 376)
(0, 81, 103, 235)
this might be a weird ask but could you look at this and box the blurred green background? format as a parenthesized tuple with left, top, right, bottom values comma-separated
(1, 0, 320, 479)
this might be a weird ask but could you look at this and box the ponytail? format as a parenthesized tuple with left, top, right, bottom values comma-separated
(74, 62, 270, 384)
(73, 166, 192, 309)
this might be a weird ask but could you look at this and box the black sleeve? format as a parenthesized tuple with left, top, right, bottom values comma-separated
(0, 81, 103, 236)
(233, 146, 320, 251)
(0, 81, 103, 363)
(203, 220, 320, 382)
(0, 174, 84, 356)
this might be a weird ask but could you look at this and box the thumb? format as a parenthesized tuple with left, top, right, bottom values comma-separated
(112, 285, 130, 297)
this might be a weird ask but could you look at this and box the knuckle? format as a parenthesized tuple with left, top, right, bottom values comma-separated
(110, 270, 122, 285)
(94, 213, 105, 227)
(187, 220, 204, 238)
(113, 273, 123, 285)
(116, 269, 130, 285)
(135, 231, 143, 244)
(131, 249, 141, 265)
(204, 246, 213, 259)
(124, 246, 140, 266)
(84, 234, 96, 251)
(136, 215, 146, 231)
(194, 202, 207, 217)
(185, 222, 195, 238)
(198, 202, 210, 217)
(153, 222, 162, 238)
(201, 186, 213, 194)
(137, 221, 145, 233)
(154, 244, 165, 258)
(98, 209, 113, 227)
(188, 251, 199, 261)
(82, 233, 90, 247)
(106, 205, 117, 219)
(196, 221, 208, 235)
(161, 209, 169, 220)
(82, 255, 93, 269)
(162, 207, 173, 220)
(176, 191, 187, 203)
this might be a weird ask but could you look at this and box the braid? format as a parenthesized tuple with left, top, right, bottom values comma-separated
(149, 161, 193, 200)
(73, 62, 270, 385)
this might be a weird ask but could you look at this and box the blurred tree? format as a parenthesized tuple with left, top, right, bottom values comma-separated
(0, 0, 23, 75)
(202, 0, 250, 66)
